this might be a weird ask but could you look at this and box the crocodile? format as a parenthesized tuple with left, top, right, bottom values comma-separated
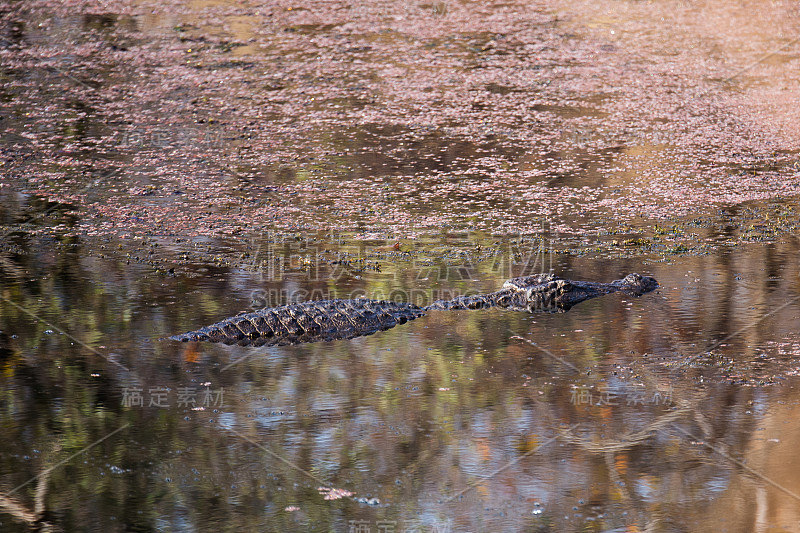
(168, 273, 657, 347)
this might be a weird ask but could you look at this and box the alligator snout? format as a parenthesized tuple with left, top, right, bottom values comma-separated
(620, 273, 659, 294)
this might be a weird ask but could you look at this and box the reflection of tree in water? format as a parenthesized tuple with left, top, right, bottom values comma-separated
(0, 449, 60, 532)
(0, 246, 26, 282)
(207, 329, 768, 532)
(0, 224, 798, 530)
(0, 194, 80, 236)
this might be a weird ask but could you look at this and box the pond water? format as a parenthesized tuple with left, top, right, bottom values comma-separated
(2, 227, 800, 532)
(2, 0, 800, 531)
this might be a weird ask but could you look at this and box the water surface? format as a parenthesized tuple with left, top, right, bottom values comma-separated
(2, 0, 800, 531)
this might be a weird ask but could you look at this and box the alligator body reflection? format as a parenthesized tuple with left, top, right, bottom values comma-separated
(168, 273, 658, 347)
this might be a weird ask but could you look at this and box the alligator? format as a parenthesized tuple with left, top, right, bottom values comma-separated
(168, 273, 657, 347)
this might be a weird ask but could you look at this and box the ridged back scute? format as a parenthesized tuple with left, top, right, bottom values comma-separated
(502, 273, 557, 292)
(170, 299, 426, 347)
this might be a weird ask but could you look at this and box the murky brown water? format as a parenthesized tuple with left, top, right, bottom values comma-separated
(2, 0, 800, 532)
(2, 225, 800, 532)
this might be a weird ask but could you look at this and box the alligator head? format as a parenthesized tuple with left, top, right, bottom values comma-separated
(501, 272, 658, 312)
